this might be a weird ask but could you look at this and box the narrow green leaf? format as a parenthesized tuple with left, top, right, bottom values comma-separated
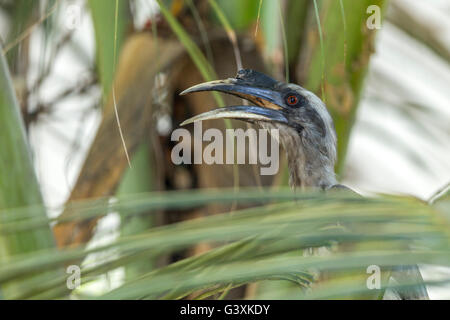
(88, 0, 129, 98)
(298, 0, 387, 173)
(117, 144, 156, 280)
(0, 42, 58, 298)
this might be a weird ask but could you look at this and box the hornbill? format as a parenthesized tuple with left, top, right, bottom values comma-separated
(180, 69, 429, 300)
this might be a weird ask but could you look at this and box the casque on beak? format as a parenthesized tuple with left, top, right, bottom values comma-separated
(179, 74, 288, 126)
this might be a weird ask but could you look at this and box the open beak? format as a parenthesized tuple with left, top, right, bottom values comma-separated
(179, 77, 288, 126)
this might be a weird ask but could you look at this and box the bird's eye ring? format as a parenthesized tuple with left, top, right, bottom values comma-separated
(286, 95, 299, 106)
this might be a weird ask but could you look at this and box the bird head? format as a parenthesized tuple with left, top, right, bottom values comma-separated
(180, 69, 337, 189)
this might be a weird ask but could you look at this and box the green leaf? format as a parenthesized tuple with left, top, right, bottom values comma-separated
(0, 42, 57, 298)
(1, 188, 449, 299)
(285, 0, 309, 65)
(3, 0, 39, 70)
(117, 143, 156, 280)
(214, 0, 260, 31)
(298, 0, 387, 173)
(88, 0, 129, 98)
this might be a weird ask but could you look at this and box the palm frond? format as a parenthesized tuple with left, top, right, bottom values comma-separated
(1, 189, 449, 299)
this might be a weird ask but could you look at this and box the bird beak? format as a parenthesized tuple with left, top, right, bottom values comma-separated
(179, 77, 288, 126)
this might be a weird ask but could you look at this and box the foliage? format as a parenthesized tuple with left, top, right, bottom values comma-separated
(1, 189, 449, 299)
(0, 0, 448, 300)
(0, 41, 58, 299)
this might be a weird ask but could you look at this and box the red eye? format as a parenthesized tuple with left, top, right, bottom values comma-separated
(286, 95, 298, 105)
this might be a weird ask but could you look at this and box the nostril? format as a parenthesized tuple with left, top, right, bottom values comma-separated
(236, 69, 251, 79)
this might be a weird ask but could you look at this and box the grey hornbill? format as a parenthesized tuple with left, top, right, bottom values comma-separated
(180, 69, 429, 299)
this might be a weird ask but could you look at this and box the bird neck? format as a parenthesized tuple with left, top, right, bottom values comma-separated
(286, 154, 337, 190)
(280, 131, 337, 190)
(261, 122, 338, 190)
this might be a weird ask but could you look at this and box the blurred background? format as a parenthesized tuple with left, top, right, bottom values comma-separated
(0, 0, 449, 299)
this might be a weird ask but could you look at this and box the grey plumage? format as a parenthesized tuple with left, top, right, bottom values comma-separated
(181, 69, 429, 300)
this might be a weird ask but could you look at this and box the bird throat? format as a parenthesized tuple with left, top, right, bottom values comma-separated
(285, 149, 337, 190)
(262, 122, 337, 190)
